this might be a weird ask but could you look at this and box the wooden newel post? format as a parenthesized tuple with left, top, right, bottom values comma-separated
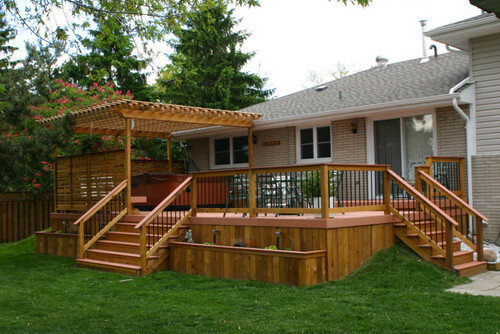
(191, 176, 198, 217)
(383, 168, 391, 214)
(78, 223, 85, 259)
(320, 165, 329, 219)
(445, 220, 454, 271)
(476, 214, 484, 261)
(248, 169, 256, 218)
(139, 226, 148, 274)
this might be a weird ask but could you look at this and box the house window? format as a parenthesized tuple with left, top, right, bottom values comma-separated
(214, 136, 248, 166)
(299, 126, 331, 161)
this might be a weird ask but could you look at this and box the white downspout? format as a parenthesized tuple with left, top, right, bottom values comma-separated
(449, 76, 475, 206)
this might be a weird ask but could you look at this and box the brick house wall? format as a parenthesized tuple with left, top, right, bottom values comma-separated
(331, 118, 367, 164)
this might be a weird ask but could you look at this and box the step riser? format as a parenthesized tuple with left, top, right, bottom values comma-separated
(456, 263, 488, 277)
(97, 242, 140, 254)
(87, 251, 140, 266)
(105, 233, 141, 243)
(76, 261, 141, 276)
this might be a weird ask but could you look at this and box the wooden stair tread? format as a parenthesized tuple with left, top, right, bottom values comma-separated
(454, 261, 488, 270)
(431, 250, 473, 259)
(77, 258, 141, 270)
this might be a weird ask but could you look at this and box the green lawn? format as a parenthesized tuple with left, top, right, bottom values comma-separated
(1, 237, 499, 333)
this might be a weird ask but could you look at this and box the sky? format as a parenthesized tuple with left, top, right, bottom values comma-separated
(233, 0, 482, 97)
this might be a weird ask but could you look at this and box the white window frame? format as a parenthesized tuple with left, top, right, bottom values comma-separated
(296, 124, 332, 164)
(210, 135, 249, 169)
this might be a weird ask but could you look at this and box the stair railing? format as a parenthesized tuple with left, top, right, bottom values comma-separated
(387, 170, 458, 270)
(416, 170, 487, 261)
(74, 180, 128, 258)
(135, 177, 193, 274)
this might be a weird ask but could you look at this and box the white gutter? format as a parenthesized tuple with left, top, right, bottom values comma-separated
(449, 76, 475, 207)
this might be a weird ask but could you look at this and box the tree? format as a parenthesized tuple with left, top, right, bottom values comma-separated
(158, 0, 273, 110)
(0, 79, 132, 193)
(0, 7, 16, 112)
(58, 17, 153, 101)
(3, 0, 261, 58)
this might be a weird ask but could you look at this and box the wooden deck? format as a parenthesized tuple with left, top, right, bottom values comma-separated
(36, 158, 487, 285)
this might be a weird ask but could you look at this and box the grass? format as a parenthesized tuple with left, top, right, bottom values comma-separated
(1, 237, 500, 333)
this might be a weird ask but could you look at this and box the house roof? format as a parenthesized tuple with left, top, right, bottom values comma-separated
(38, 100, 262, 138)
(425, 13, 500, 51)
(239, 52, 469, 122)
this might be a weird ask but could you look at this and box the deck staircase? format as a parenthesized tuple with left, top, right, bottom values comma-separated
(388, 170, 487, 277)
(392, 202, 487, 277)
(74, 177, 193, 276)
(76, 214, 188, 275)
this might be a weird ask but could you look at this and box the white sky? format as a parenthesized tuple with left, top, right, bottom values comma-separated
(233, 0, 482, 97)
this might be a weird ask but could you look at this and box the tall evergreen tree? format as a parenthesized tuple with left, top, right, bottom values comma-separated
(0, 7, 16, 112)
(158, 0, 274, 110)
(58, 17, 152, 101)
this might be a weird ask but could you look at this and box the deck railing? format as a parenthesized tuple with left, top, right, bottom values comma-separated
(74, 180, 128, 258)
(135, 177, 193, 274)
(192, 164, 389, 218)
(425, 156, 465, 198)
(416, 170, 486, 261)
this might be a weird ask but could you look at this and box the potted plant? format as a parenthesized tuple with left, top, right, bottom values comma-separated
(299, 171, 336, 215)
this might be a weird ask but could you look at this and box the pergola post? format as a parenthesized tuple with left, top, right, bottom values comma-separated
(125, 119, 133, 213)
(248, 127, 254, 168)
(167, 136, 172, 173)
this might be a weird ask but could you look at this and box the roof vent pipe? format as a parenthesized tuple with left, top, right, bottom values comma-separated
(420, 20, 429, 63)
(375, 56, 388, 68)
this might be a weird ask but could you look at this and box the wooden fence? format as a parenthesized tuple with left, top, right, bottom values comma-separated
(0, 192, 53, 243)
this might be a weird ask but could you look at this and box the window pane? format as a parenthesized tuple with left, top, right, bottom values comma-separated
(316, 126, 331, 158)
(301, 144, 314, 159)
(318, 143, 331, 158)
(215, 152, 230, 165)
(214, 138, 230, 165)
(404, 115, 433, 181)
(300, 128, 313, 144)
(233, 136, 248, 164)
(317, 126, 330, 142)
(215, 138, 230, 152)
(233, 136, 248, 151)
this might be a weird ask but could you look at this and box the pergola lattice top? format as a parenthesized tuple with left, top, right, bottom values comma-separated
(38, 99, 262, 138)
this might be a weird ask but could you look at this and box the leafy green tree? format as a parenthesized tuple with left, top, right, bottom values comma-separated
(159, 0, 274, 110)
(58, 17, 153, 101)
(3, 0, 261, 58)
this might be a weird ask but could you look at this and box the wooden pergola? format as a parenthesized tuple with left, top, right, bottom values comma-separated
(39, 99, 262, 212)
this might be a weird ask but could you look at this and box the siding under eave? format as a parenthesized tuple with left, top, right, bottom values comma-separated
(472, 33, 500, 155)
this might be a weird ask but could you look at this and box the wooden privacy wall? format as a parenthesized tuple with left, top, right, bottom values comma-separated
(0, 193, 53, 243)
(55, 149, 184, 211)
(169, 243, 327, 286)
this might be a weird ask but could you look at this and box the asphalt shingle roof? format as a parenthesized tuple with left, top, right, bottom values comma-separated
(241, 52, 469, 120)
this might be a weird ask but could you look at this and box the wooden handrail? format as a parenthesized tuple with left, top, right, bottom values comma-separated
(74, 180, 128, 226)
(418, 171, 488, 222)
(387, 170, 458, 227)
(134, 176, 193, 229)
